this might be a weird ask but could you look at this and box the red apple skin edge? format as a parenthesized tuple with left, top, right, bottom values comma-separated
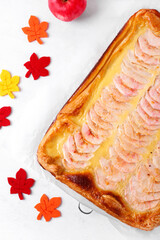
(48, 0, 87, 22)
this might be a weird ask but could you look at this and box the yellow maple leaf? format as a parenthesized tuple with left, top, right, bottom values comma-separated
(0, 70, 20, 99)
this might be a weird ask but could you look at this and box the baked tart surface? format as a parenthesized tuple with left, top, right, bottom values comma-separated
(37, 9, 160, 230)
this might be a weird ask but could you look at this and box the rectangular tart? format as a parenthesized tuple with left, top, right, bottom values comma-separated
(37, 9, 160, 231)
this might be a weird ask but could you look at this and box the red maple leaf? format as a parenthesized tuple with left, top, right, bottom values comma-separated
(0, 106, 11, 128)
(24, 53, 51, 80)
(7, 168, 35, 200)
(34, 194, 61, 222)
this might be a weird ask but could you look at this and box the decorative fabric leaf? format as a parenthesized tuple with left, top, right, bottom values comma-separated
(22, 15, 49, 44)
(0, 70, 20, 99)
(49, 197, 62, 209)
(24, 53, 51, 80)
(34, 194, 61, 222)
(7, 168, 35, 200)
(0, 106, 11, 128)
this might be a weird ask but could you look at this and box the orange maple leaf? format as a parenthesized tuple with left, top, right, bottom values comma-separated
(22, 16, 49, 44)
(34, 194, 61, 222)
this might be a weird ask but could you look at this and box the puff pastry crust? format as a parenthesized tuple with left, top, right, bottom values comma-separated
(37, 9, 160, 231)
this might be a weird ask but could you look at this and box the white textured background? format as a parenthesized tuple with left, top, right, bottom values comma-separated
(0, 0, 160, 239)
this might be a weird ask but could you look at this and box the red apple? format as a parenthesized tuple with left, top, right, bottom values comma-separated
(48, 0, 87, 22)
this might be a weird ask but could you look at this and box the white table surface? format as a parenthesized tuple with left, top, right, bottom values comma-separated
(1, 0, 160, 239)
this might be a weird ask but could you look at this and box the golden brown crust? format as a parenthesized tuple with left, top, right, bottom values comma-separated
(37, 9, 160, 231)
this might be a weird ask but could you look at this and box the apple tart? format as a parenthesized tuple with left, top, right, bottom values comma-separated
(37, 9, 160, 230)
